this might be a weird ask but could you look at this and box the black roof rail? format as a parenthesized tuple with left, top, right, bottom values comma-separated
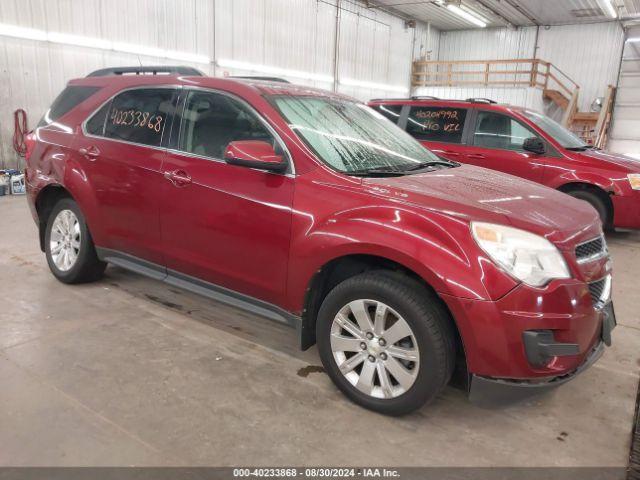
(410, 95, 439, 100)
(465, 97, 497, 104)
(369, 98, 409, 102)
(229, 76, 290, 83)
(87, 66, 204, 77)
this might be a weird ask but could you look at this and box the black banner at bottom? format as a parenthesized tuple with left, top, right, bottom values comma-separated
(0, 468, 628, 480)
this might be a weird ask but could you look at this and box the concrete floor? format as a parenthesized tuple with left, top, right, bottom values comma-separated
(0, 194, 639, 467)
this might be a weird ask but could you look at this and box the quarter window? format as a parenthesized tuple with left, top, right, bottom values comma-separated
(178, 90, 275, 159)
(103, 89, 175, 147)
(406, 107, 466, 144)
(39, 86, 101, 127)
(373, 104, 403, 124)
(473, 111, 538, 151)
(85, 101, 110, 136)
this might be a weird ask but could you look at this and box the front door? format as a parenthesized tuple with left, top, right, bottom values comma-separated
(75, 87, 177, 264)
(159, 89, 294, 305)
(463, 109, 547, 183)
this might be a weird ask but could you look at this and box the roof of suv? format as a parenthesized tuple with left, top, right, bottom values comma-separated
(70, 66, 352, 101)
(368, 97, 527, 112)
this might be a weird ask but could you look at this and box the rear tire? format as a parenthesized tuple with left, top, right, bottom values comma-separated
(566, 189, 611, 229)
(316, 270, 455, 416)
(44, 198, 106, 284)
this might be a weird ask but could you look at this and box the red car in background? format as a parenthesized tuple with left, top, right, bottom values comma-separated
(368, 97, 640, 230)
(25, 68, 616, 415)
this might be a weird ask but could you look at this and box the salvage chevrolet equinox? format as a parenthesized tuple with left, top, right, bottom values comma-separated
(25, 66, 616, 415)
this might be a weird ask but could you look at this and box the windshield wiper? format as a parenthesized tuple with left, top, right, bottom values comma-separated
(347, 167, 409, 177)
(396, 159, 458, 172)
(566, 145, 593, 151)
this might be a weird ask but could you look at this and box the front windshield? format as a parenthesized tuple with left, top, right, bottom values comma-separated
(523, 110, 588, 149)
(270, 95, 448, 173)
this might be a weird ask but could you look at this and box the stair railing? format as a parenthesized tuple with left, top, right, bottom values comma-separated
(411, 59, 579, 98)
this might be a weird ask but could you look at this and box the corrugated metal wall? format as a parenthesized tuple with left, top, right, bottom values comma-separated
(537, 22, 624, 113)
(438, 27, 536, 60)
(0, 0, 439, 169)
(609, 26, 640, 157)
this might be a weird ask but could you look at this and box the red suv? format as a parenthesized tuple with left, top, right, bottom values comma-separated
(25, 67, 616, 415)
(369, 97, 640, 230)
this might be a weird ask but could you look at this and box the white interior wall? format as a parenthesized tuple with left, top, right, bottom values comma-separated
(609, 26, 640, 157)
(416, 23, 625, 114)
(0, 0, 438, 169)
(536, 22, 624, 112)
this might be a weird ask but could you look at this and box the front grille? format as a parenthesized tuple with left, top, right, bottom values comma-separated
(588, 276, 611, 307)
(575, 236, 606, 263)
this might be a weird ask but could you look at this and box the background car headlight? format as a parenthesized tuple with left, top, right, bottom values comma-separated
(628, 174, 640, 190)
(471, 222, 570, 287)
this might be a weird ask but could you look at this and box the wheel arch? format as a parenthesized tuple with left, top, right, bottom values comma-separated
(34, 184, 75, 252)
(299, 253, 467, 382)
(557, 181, 614, 226)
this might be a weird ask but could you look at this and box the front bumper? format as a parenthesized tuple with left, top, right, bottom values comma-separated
(441, 277, 614, 382)
(612, 189, 640, 229)
(468, 339, 606, 405)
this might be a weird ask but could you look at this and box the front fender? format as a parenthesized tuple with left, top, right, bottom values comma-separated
(286, 201, 518, 313)
(547, 170, 621, 195)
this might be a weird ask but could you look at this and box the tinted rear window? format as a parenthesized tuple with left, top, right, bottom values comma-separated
(103, 89, 175, 147)
(38, 86, 101, 127)
(406, 106, 466, 144)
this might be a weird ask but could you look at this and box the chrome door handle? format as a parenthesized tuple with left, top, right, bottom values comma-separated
(79, 146, 100, 160)
(164, 169, 192, 187)
(467, 153, 486, 159)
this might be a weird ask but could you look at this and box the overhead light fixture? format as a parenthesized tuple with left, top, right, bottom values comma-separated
(600, 0, 617, 18)
(447, 4, 487, 28)
(459, 4, 490, 24)
(339, 78, 409, 93)
(0, 22, 211, 64)
(217, 58, 334, 83)
(627, 37, 640, 43)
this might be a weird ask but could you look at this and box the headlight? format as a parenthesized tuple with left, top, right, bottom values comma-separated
(471, 222, 570, 287)
(628, 174, 640, 190)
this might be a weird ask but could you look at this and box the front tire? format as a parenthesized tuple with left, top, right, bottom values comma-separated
(566, 189, 611, 229)
(316, 271, 455, 416)
(44, 198, 106, 284)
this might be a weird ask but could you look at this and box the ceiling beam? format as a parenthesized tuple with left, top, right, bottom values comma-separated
(501, 0, 540, 26)
(472, 0, 516, 27)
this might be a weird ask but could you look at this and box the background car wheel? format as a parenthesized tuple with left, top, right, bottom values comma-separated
(45, 198, 106, 284)
(566, 189, 611, 229)
(316, 270, 455, 416)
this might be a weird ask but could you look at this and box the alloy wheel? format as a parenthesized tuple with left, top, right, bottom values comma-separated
(49, 209, 81, 272)
(330, 299, 420, 399)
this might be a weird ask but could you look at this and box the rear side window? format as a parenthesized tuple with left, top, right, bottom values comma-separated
(406, 106, 467, 144)
(372, 104, 402, 124)
(38, 86, 101, 127)
(103, 89, 175, 147)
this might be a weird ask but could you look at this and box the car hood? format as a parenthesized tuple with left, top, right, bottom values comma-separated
(362, 164, 600, 247)
(571, 149, 640, 171)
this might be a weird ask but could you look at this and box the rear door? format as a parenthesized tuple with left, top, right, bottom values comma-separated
(402, 105, 470, 162)
(463, 109, 548, 183)
(76, 87, 177, 265)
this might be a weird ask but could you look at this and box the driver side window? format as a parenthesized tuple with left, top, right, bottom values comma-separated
(473, 111, 538, 151)
(178, 91, 275, 159)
